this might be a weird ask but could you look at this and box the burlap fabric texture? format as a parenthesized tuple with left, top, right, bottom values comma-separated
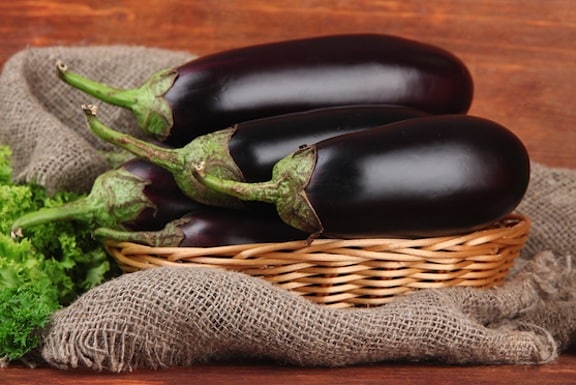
(517, 162, 576, 259)
(0, 46, 194, 194)
(41, 251, 573, 372)
(0, 47, 574, 371)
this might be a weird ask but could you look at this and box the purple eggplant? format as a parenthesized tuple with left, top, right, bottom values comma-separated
(194, 115, 530, 238)
(82, 104, 427, 208)
(11, 158, 205, 236)
(59, 34, 473, 145)
(94, 208, 308, 247)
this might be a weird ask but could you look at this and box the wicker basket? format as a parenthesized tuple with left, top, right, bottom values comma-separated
(104, 213, 530, 308)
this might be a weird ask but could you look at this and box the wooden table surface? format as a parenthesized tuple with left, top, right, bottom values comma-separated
(5, 353, 576, 385)
(1, 1, 575, 384)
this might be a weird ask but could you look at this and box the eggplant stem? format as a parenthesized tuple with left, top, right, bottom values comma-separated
(82, 105, 180, 172)
(94, 220, 185, 247)
(57, 61, 176, 140)
(193, 162, 280, 204)
(57, 61, 139, 109)
(194, 147, 322, 234)
(11, 199, 97, 238)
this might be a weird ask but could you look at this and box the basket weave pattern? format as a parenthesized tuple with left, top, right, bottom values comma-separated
(104, 214, 530, 308)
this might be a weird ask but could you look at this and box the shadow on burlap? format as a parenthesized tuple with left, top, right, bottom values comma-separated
(0, 46, 574, 371)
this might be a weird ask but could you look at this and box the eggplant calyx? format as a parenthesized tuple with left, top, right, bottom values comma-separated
(194, 146, 323, 234)
(272, 146, 323, 234)
(57, 61, 176, 141)
(137, 68, 178, 141)
(89, 167, 157, 229)
(179, 127, 246, 207)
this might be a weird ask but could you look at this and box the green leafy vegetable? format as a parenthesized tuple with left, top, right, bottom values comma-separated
(0, 145, 117, 363)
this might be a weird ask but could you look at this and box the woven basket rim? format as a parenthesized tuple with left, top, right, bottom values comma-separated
(104, 213, 530, 308)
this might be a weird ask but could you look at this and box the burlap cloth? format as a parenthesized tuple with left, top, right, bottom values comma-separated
(0, 46, 194, 194)
(1, 46, 575, 371)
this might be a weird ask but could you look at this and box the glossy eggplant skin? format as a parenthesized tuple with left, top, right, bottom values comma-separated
(303, 115, 530, 237)
(163, 34, 473, 146)
(120, 158, 205, 230)
(177, 210, 308, 247)
(228, 104, 428, 182)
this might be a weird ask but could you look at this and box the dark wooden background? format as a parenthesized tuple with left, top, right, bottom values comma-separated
(2, 1, 575, 384)
(1, 0, 574, 169)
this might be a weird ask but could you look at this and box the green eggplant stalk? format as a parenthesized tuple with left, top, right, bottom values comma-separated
(11, 158, 204, 237)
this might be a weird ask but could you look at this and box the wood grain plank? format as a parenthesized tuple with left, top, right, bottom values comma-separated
(1, 1, 573, 168)
(4, 353, 576, 385)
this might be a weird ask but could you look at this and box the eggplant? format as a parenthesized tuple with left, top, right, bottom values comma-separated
(94, 208, 308, 248)
(193, 115, 530, 238)
(82, 104, 427, 208)
(59, 34, 473, 145)
(11, 158, 205, 236)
